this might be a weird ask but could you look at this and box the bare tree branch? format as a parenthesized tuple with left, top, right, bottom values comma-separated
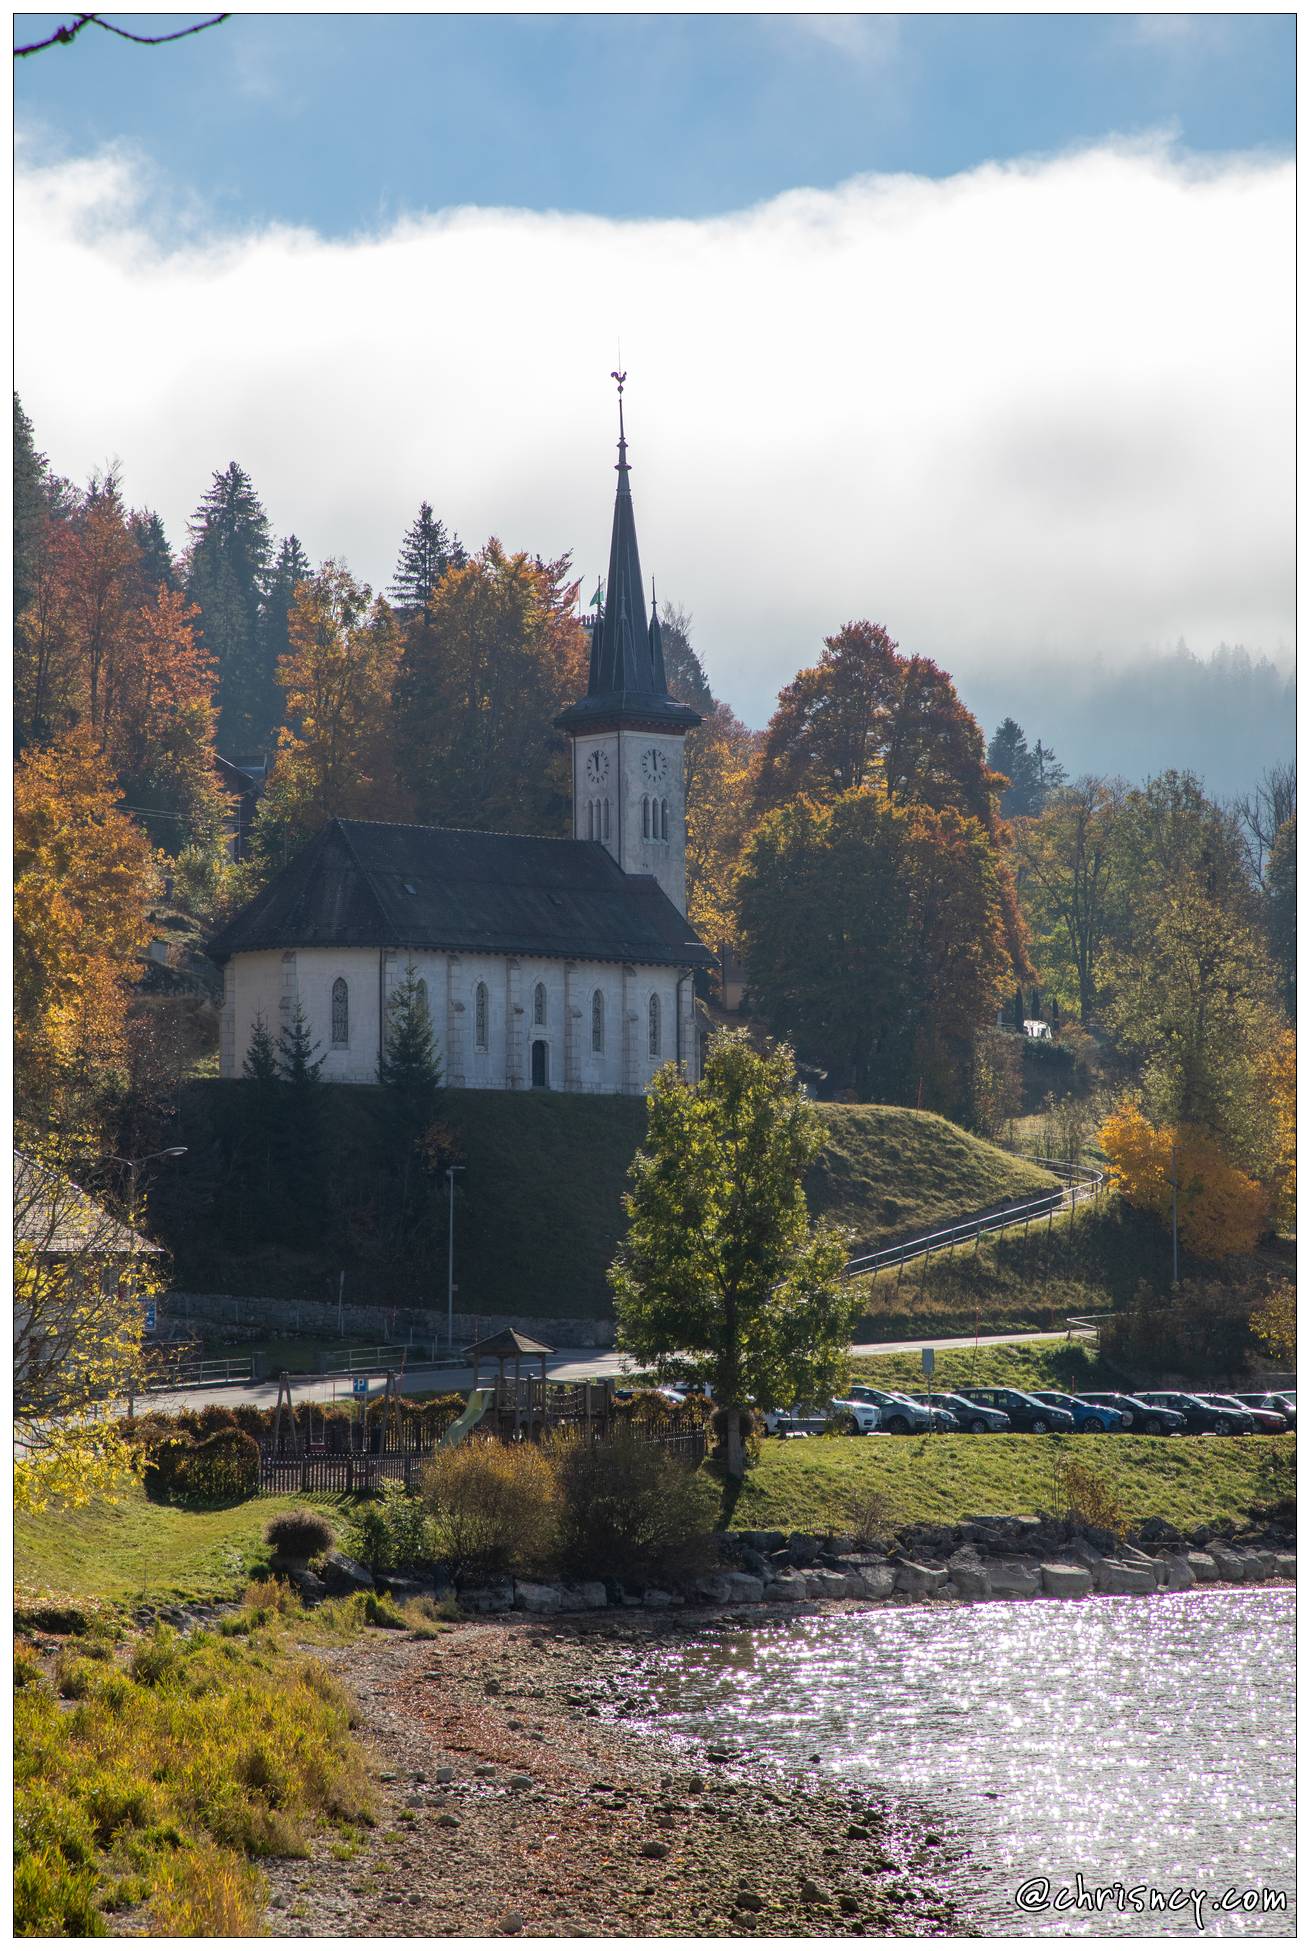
(14, 13, 228, 58)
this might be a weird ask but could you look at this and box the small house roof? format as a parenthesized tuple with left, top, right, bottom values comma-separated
(207, 819, 714, 971)
(463, 1328, 556, 1360)
(13, 1152, 160, 1258)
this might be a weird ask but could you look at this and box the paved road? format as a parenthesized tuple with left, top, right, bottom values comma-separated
(137, 1326, 1079, 1417)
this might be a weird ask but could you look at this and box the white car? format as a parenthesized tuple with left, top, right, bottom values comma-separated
(828, 1398, 882, 1434)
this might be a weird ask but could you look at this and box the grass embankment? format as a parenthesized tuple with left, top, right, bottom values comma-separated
(14, 1488, 352, 1619)
(159, 1082, 1060, 1320)
(848, 1194, 1172, 1340)
(13, 1584, 397, 1936)
(849, 1335, 1106, 1394)
(726, 1434, 1295, 1538)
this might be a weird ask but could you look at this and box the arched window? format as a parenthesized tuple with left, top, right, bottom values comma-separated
(331, 977, 349, 1046)
(591, 989, 605, 1054)
(533, 981, 547, 1026)
(415, 977, 429, 1020)
(661, 798, 670, 842)
(648, 992, 661, 1058)
(642, 795, 650, 839)
(474, 981, 489, 1052)
(587, 800, 595, 841)
(602, 797, 611, 841)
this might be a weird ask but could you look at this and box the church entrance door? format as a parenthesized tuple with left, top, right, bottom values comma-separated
(531, 1040, 549, 1089)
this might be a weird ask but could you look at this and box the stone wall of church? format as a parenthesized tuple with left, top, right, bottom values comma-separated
(219, 947, 698, 1094)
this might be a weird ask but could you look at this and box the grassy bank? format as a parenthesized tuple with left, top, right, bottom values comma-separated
(14, 1487, 351, 1620)
(155, 1083, 1058, 1319)
(725, 1433, 1295, 1537)
(14, 1586, 383, 1935)
(849, 1335, 1107, 1394)
(848, 1196, 1172, 1340)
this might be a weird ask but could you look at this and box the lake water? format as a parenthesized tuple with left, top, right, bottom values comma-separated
(634, 1589, 1295, 1936)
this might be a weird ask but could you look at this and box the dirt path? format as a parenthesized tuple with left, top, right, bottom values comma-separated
(265, 1611, 967, 1938)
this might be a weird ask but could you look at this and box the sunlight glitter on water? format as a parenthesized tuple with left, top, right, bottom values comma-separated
(637, 1589, 1295, 1936)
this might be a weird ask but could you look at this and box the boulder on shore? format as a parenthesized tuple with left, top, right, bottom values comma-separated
(1039, 1562, 1092, 1598)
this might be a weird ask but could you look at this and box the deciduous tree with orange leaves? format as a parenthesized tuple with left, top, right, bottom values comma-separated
(683, 700, 758, 949)
(393, 540, 591, 835)
(1098, 1102, 1269, 1261)
(14, 727, 158, 1123)
(251, 561, 406, 871)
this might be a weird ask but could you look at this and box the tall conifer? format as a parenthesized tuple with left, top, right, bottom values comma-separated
(389, 501, 465, 616)
(185, 461, 273, 756)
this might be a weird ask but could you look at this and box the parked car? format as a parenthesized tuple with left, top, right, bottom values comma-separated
(843, 1386, 934, 1434)
(1080, 1391, 1185, 1435)
(1234, 1391, 1296, 1429)
(911, 1392, 1011, 1433)
(1136, 1391, 1251, 1435)
(956, 1387, 1076, 1433)
(1030, 1390, 1124, 1432)
(1197, 1393, 1286, 1434)
(828, 1397, 883, 1435)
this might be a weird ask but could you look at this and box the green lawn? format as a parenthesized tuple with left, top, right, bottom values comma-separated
(14, 1486, 353, 1615)
(724, 1433, 1294, 1536)
(849, 1336, 1108, 1394)
(809, 1104, 1056, 1250)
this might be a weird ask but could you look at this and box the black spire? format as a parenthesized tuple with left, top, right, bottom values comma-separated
(556, 375, 700, 734)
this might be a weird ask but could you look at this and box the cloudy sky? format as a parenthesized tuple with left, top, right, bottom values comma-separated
(14, 12, 1295, 775)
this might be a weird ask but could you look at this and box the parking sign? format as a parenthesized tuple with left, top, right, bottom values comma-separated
(352, 1375, 368, 1397)
(143, 1301, 157, 1334)
(921, 1346, 934, 1377)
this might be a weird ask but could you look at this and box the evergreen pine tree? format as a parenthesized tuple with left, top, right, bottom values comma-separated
(259, 534, 313, 753)
(13, 393, 49, 620)
(276, 1000, 327, 1243)
(389, 501, 465, 616)
(128, 509, 178, 597)
(239, 1012, 282, 1234)
(378, 963, 442, 1135)
(987, 719, 1043, 818)
(185, 461, 273, 757)
(244, 1010, 280, 1082)
(659, 602, 715, 713)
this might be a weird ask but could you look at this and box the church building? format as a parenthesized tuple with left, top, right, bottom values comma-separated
(208, 389, 714, 1095)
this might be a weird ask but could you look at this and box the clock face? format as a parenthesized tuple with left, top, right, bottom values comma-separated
(641, 746, 670, 785)
(585, 750, 610, 785)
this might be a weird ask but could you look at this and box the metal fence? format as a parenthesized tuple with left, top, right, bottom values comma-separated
(845, 1160, 1106, 1280)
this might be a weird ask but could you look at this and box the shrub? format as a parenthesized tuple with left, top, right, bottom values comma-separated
(420, 1438, 559, 1583)
(350, 1485, 435, 1575)
(1053, 1453, 1130, 1543)
(847, 1486, 898, 1549)
(264, 1507, 336, 1566)
(173, 1428, 261, 1504)
(552, 1432, 717, 1585)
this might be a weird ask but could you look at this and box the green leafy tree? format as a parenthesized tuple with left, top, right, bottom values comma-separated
(238, 1012, 282, 1233)
(1013, 777, 1125, 1023)
(610, 1032, 856, 1478)
(185, 461, 273, 755)
(658, 602, 714, 713)
(736, 788, 1011, 1115)
(389, 500, 466, 616)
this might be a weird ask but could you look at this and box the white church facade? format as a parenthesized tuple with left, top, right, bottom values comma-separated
(209, 387, 713, 1096)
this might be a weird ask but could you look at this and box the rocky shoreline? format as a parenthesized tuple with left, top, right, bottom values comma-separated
(387, 1512, 1296, 1620)
(266, 1615, 967, 1938)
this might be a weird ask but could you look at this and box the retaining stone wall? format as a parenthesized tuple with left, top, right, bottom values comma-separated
(163, 1291, 616, 1351)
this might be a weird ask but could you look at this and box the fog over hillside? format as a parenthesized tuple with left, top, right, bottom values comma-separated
(960, 644, 1295, 802)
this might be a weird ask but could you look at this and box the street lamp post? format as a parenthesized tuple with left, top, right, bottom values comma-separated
(446, 1165, 465, 1357)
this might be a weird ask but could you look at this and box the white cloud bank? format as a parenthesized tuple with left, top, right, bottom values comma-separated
(14, 138, 1293, 730)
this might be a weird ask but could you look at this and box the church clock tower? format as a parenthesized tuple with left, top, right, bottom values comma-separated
(556, 376, 701, 915)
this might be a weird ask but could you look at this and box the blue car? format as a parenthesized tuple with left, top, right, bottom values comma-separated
(1031, 1389, 1123, 1432)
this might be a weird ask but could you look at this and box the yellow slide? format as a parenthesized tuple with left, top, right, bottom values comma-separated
(440, 1387, 494, 1448)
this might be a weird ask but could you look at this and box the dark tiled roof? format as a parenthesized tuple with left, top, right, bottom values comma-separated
(208, 820, 714, 970)
(465, 1328, 556, 1359)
